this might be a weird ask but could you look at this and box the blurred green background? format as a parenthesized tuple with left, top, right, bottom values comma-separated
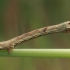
(0, 0, 70, 70)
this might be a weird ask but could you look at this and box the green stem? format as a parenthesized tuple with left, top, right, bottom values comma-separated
(0, 49, 70, 57)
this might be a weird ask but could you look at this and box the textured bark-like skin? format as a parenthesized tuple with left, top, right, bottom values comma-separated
(0, 21, 70, 53)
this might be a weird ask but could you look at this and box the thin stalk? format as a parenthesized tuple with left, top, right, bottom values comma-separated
(0, 49, 70, 58)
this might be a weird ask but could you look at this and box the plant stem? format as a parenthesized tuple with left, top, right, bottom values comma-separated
(1, 49, 70, 57)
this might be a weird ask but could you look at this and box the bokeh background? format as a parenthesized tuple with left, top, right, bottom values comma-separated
(0, 0, 70, 70)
